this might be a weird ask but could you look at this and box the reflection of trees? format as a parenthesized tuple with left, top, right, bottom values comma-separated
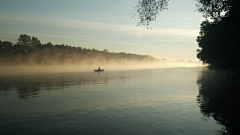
(16, 82, 41, 99)
(0, 73, 107, 99)
(197, 68, 240, 134)
(0, 71, 141, 100)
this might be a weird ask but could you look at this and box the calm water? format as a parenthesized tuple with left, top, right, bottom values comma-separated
(0, 67, 239, 135)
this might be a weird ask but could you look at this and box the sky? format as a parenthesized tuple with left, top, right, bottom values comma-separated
(0, 0, 205, 61)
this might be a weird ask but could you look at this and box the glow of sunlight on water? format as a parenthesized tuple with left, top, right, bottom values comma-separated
(0, 67, 226, 135)
(0, 61, 203, 75)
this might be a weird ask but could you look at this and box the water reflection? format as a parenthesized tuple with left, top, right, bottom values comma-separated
(197, 68, 240, 134)
(1, 68, 226, 135)
(0, 71, 141, 100)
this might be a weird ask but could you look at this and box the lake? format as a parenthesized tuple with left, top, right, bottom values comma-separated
(0, 67, 239, 134)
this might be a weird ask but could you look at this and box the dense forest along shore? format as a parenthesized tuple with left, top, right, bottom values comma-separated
(0, 34, 160, 66)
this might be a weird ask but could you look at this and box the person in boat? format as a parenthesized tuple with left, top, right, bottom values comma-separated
(98, 67, 101, 70)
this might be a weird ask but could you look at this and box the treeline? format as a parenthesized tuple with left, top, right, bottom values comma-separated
(196, 0, 240, 70)
(0, 34, 159, 66)
(197, 18, 240, 70)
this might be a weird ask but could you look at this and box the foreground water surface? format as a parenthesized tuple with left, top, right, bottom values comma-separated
(0, 67, 239, 134)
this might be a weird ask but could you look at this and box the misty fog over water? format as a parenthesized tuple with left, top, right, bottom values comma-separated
(0, 61, 202, 76)
(1, 67, 239, 134)
(1, 0, 240, 134)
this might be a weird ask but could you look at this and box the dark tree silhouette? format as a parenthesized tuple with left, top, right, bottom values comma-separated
(196, 0, 240, 69)
(0, 41, 13, 53)
(31, 37, 41, 50)
(0, 34, 160, 65)
(196, 0, 240, 19)
(134, 0, 169, 26)
(135, 0, 240, 25)
(135, 0, 240, 70)
(17, 34, 31, 46)
(196, 13, 240, 69)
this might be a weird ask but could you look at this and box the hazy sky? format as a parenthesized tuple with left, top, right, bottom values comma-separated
(0, 0, 204, 61)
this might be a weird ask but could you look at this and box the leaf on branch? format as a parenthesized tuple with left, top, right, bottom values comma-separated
(134, 0, 169, 26)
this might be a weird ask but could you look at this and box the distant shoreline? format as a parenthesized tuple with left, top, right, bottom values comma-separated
(0, 34, 160, 66)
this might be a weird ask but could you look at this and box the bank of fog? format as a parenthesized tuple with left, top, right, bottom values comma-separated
(0, 58, 202, 75)
(0, 45, 202, 75)
(0, 34, 203, 75)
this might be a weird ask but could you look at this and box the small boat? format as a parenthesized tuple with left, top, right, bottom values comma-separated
(94, 67, 104, 72)
(94, 69, 104, 72)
